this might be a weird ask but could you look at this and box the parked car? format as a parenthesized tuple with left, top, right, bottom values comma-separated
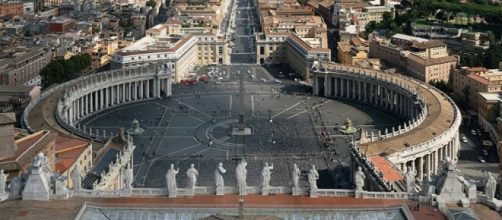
(476, 129, 482, 135)
(461, 136, 468, 143)
(471, 130, 477, 135)
(478, 156, 486, 163)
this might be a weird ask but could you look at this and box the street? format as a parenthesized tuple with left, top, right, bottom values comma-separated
(457, 126, 499, 188)
(229, 0, 259, 63)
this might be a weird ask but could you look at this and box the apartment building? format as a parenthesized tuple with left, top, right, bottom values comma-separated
(0, 47, 53, 86)
(337, 37, 369, 65)
(369, 34, 457, 83)
(0, 1, 23, 17)
(255, 6, 330, 80)
(452, 67, 502, 110)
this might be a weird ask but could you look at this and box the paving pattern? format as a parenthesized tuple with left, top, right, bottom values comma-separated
(79, 65, 401, 189)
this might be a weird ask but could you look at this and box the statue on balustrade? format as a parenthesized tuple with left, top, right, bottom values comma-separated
(9, 176, 22, 197)
(485, 172, 497, 200)
(123, 164, 133, 190)
(71, 166, 81, 191)
(235, 159, 247, 195)
(261, 162, 274, 188)
(308, 165, 319, 190)
(186, 163, 199, 189)
(406, 166, 417, 193)
(215, 162, 226, 188)
(354, 166, 366, 191)
(32, 152, 52, 174)
(166, 164, 179, 197)
(292, 163, 301, 189)
(0, 170, 8, 194)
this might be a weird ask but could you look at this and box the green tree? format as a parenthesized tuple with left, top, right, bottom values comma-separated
(40, 53, 92, 87)
(462, 85, 471, 104)
(146, 0, 156, 7)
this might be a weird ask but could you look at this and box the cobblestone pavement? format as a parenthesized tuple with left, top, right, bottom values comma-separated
(79, 65, 401, 189)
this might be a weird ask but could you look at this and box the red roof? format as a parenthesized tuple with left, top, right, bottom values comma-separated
(55, 134, 88, 152)
(0, 131, 48, 163)
(54, 134, 89, 173)
(368, 156, 403, 182)
(466, 73, 489, 85)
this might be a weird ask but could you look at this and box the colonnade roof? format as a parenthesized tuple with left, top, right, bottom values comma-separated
(359, 74, 456, 156)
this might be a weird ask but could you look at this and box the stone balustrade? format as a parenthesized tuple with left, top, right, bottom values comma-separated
(73, 186, 412, 199)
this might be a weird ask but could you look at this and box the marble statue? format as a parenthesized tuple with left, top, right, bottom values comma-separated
(123, 165, 133, 189)
(166, 164, 179, 197)
(186, 163, 199, 189)
(292, 163, 301, 188)
(215, 162, 226, 187)
(9, 177, 22, 197)
(32, 152, 52, 174)
(406, 166, 417, 193)
(308, 165, 319, 190)
(485, 172, 497, 200)
(0, 169, 8, 194)
(70, 166, 81, 191)
(53, 174, 69, 196)
(354, 166, 366, 191)
(236, 159, 247, 195)
(261, 162, 274, 188)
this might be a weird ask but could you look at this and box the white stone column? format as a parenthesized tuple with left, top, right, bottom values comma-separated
(425, 154, 430, 180)
(146, 80, 150, 98)
(100, 89, 104, 109)
(433, 150, 438, 175)
(122, 83, 126, 103)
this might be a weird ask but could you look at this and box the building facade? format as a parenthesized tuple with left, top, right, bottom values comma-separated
(369, 34, 457, 83)
(110, 24, 229, 82)
(0, 48, 53, 86)
(451, 67, 502, 110)
(0, 1, 23, 17)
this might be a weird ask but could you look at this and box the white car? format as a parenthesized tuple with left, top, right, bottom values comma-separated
(483, 149, 488, 156)
(470, 130, 476, 135)
(478, 156, 486, 163)
(461, 136, 467, 143)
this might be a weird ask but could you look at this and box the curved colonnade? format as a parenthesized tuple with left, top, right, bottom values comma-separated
(23, 65, 172, 141)
(312, 63, 461, 184)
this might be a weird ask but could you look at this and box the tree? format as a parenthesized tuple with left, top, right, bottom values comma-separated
(40, 54, 92, 88)
(462, 85, 471, 104)
(146, 0, 156, 7)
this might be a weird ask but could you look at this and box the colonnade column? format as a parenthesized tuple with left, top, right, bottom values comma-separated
(146, 80, 150, 98)
(139, 81, 144, 99)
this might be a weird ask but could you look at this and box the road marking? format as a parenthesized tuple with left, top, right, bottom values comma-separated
(287, 110, 307, 119)
(272, 100, 304, 119)
(169, 143, 202, 155)
(229, 95, 232, 112)
(251, 95, 255, 115)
